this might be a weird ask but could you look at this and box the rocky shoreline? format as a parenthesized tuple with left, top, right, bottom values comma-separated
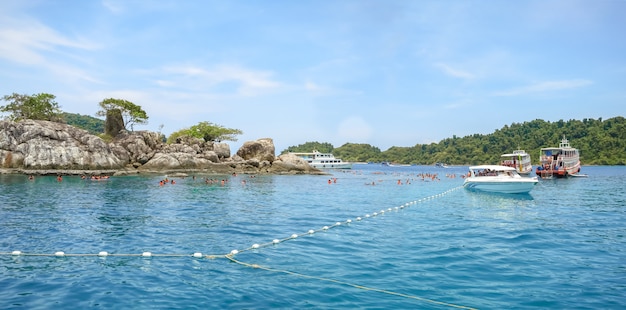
(0, 120, 326, 176)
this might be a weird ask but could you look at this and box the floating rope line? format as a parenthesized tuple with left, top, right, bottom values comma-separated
(226, 254, 477, 310)
(1, 186, 472, 308)
(2, 186, 463, 259)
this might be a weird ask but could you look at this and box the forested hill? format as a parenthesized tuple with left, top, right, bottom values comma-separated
(284, 117, 626, 165)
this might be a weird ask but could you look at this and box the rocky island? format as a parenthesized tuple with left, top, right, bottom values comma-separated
(0, 120, 324, 176)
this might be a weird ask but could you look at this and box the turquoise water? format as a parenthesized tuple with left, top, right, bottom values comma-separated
(1, 165, 625, 309)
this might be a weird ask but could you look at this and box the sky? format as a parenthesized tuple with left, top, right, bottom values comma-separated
(0, 0, 624, 153)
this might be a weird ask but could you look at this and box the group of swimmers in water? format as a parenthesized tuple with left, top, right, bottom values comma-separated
(28, 175, 110, 182)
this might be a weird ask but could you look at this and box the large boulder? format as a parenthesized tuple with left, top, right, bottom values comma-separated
(236, 138, 275, 163)
(0, 119, 124, 169)
(112, 130, 162, 165)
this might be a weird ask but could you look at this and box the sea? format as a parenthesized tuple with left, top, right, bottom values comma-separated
(0, 164, 624, 309)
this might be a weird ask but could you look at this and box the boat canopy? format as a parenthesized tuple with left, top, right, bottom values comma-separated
(468, 165, 517, 171)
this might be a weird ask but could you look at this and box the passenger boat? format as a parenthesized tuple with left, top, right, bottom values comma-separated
(463, 165, 538, 194)
(536, 136, 581, 178)
(289, 150, 352, 169)
(500, 150, 532, 175)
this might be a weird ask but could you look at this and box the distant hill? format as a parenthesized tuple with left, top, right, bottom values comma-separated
(284, 117, 626, 166)
(62, 112, 104, 135)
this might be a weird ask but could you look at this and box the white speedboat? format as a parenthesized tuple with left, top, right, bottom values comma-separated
(500, 150, 532, 175)
(289, 150, 352, 169)
(464, 165, 538, 194)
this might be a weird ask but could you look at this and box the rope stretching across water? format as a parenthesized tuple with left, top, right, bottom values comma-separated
(2, 186, 474, 309)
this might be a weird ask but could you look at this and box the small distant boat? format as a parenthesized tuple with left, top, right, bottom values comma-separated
(289, 150, 352, 169)
(536, 136, 581, 178)
(500, 150, 532, 175)
(435, 162, 449, 168)
(464, 165, 538, 194)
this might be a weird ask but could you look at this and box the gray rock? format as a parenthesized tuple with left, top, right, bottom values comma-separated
(0, 120, 319, 175)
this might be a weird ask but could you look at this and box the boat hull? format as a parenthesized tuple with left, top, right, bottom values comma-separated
(309, 163, 353, 169)
(463, 179, 538, 194)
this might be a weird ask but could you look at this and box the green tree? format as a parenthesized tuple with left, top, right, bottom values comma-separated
(0, 93, 63, 122)
(96, 98, 148, 131)
(167, 121, 243, 143)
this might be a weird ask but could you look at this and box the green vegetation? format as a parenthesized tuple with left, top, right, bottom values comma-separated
(167, 121, 243, 144)
(0, 93, 63, 122)
(283, 117, 626, 166)
(62, 112, 105, 135)
(96, 98, 148, 131)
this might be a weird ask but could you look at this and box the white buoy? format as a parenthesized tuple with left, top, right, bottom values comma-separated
(346, 219, 352, 223)
(373, 212, 378, 216)
(55, 251, 65, 257)
(252, 244, 260, 249)
(335, 222, 341, 226)
(308, 230, 315, 234)
(11, 250, 21, 255)
(142, 252, 152, 257)
(323, 226, 329, 230)
(356, 217, 362, 221)
(230, 250, 239, 255)
(98, 251, 108, 257)
(291, 234, 298, 239)
(193, 252, 203, 258)
(380, 210, 385, 214)
(272, 239, 280, 244)
(365, 214, 370, 218)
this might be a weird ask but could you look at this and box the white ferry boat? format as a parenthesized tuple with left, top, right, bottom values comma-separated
(500, 149, 532, 175)
(536, 136, 581, 178)
(289, 150, 352, 169)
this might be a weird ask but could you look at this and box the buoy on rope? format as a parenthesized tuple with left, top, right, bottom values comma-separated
(335, 222, 341, 226)
(55, 251, 65, 257)
(272, 239, 280, 244)
(193, 252, 203, 258)
(98, 251, 109, 257)
(252, 244, 260, 249)
(308, 230, 315, 234)
(11, 250, 21, 255)
(291, 234, 298, 239)
(230, 250, 239, 255)
(356, 217, 362, 221)
(323, 226, 329, 230)
(142, 252, 152, 257)
(346, 219, 352, 223)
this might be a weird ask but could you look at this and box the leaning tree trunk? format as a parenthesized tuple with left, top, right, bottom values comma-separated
(105, 108, 125, 137)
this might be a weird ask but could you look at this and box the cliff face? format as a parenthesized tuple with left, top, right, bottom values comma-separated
(0, 120, 321, 175)
(0, 119, 123, 170)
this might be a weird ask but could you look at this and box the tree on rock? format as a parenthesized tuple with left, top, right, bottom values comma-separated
(0, 93, 63, 122)
(167, 121, 243, 143)
(96, 98, 148, 135)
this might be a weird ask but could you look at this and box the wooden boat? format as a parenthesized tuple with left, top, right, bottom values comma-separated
(500, 150, 532, 175)
(536, 136, 581, 178)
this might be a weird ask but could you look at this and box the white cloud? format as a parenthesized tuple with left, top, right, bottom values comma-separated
(159, 64, 282, 96)
(493, 79, 593, 96)
(0, 17, 96, 65)
(434, 62, 475, 79)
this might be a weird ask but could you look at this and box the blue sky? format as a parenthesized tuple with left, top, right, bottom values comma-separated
(0, 1, 624, 153)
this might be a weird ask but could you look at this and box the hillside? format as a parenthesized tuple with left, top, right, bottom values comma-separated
(285, 117, 626, 165)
